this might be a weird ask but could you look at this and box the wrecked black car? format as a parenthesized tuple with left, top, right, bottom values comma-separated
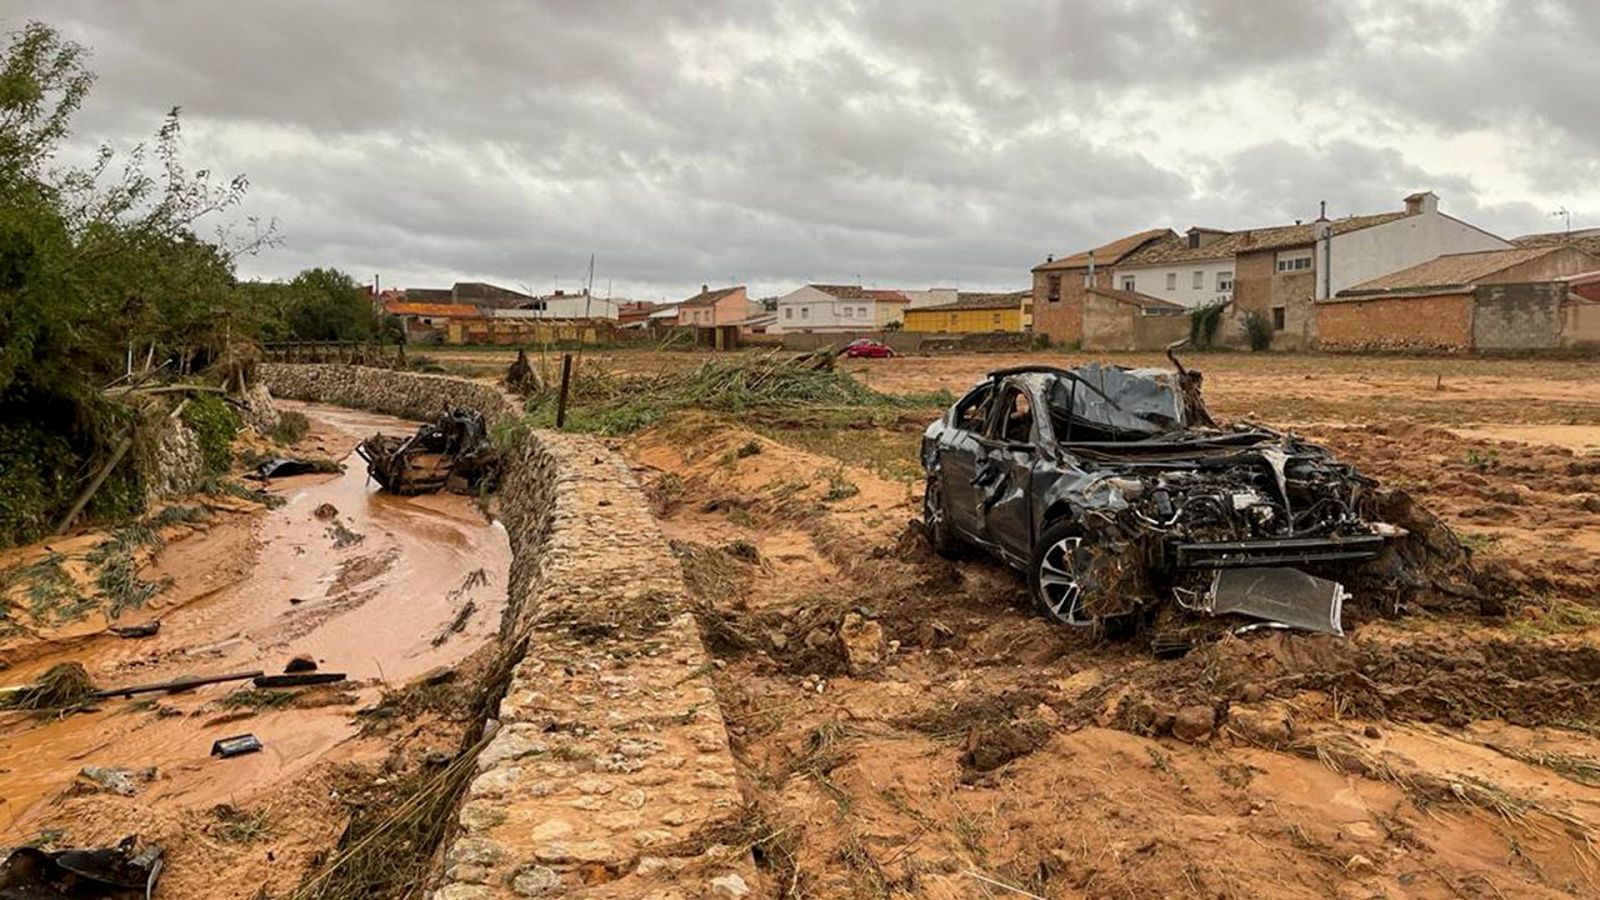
(357, 408, 498, 495)
(921, 353, 1463, 635)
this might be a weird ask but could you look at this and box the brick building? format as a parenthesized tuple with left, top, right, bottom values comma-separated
(1030, 229, 1174, 346)
(1317, 245, 1600, 352)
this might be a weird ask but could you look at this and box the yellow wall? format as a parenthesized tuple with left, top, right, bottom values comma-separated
(902, 307, 1021, 333)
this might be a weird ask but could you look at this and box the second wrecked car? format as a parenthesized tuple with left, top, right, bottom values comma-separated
(921, 351, 1465, 636)
(357, 408, 498, 495)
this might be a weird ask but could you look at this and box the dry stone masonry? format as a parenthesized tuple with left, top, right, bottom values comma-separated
(259, 364, 753, 899)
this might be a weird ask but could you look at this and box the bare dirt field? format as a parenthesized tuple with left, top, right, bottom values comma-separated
(611, 350, 1600, 898)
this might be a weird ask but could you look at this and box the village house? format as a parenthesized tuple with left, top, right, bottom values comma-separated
(1317, 244, 1600, 352)
(1111, 227, 1238, 308)
(1031, 229, 1174, 346)
(1034, 192, 1512, 350)
(902, 291, 1030, 333)
(771, 284, 892, 333)
(675, 285, 753, 327)
(865, 289, 910, 328)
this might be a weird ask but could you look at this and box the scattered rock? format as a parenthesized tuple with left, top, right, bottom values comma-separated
(961, 722, 1048, 773)
(710, 874, 751, 898)
(313, 502, 339, 520)
(1363, 725, 1383, 739)
(838, 612, 885, 675)
(918, 619, 956, 648)
(803, 627, 832, 651)
(1228, 705, 1291, 746)
(511, 865, 563, 896)
(284, 655, 318, 674)
(1172, 705, 1216, 743)
(73, 766, 145, 797)
(1344, 854, 1377, 876)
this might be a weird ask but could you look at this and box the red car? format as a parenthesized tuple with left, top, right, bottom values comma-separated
(843, 339, 895, 359)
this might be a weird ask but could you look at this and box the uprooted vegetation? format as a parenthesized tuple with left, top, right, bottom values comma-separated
(513, 351, 953, 435)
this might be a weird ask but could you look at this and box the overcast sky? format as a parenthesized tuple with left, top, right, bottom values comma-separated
(6, 1, 1596, 301)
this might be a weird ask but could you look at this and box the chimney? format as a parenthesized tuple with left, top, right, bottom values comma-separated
(1404, 191, 1438, 215)
(1317, 200, 1328, 222)
(1046, 254, 1054, 263)
(701, 284, 708, 295)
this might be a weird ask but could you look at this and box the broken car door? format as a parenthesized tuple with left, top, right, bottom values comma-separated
(974, 380, 1041, 564)
(939, 383, 992, 538)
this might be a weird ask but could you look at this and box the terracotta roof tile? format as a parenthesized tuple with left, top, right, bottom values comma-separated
(810, 284, 872, 300)
(681, 285, 744, 307)
(1511, 230, 1600, 256)
(384, 301, 481, 318)
(916, 290, 1029, 312)
(1034, 229, 1175, 272)
(1340, 246, 1570, 295)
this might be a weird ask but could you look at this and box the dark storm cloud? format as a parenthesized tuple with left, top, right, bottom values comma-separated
(3, 0, 1594, 298)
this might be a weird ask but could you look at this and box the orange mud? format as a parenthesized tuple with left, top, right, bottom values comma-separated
(0, 400, 509, 898)
(617, 350, 1600, 899)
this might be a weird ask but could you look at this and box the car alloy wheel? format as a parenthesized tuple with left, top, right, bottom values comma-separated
(1035, 534, 1093, 626)
(922, 475, 960, 558)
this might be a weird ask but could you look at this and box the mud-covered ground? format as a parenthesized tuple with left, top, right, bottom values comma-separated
(618, 352, 1600, 899)
(0, 402, 509, 899)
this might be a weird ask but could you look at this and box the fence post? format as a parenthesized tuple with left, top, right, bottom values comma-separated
(555, 353, 573, 429)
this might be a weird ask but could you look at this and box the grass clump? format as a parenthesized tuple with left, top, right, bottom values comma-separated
(206, 804, 276, 844)
(85, 523, 171, 616)
(0, 662, 97, 711)
(269, 409, 311, 444)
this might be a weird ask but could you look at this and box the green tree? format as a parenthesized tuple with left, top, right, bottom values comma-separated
(283, 267, 375, 341)
(0, 21, 269, 544)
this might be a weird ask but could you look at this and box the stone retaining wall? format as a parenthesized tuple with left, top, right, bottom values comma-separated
(259, 364, 753, 899)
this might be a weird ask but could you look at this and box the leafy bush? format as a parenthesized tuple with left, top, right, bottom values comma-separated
(181, 394, 240, 475)
(1242, 311, 1274, 352)
(1190, 302, 1227, 349)
(0, 421, 77, 547)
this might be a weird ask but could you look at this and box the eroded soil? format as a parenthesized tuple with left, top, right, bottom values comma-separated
(619, 353, 1600, 899)
(0, 401, 509, 899)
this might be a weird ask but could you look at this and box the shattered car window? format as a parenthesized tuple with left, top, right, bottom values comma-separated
(994, 386, 1034, 444)
(1044, 363, 1187, 441)
(954, 384, 992, 433)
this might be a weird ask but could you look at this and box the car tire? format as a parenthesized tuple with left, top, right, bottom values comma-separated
(922, 473, 961, 558)
(1028, 519, 1095, 626)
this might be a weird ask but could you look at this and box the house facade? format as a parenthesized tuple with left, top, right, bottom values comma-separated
(902, 291, 1029, 333)
(1030, 229, 1175, 346)
(1227, 192, 1511, 347)
(677, 285, 751, 327)
(1111, 228, 1236, 308)
(772, 284, 886, 333)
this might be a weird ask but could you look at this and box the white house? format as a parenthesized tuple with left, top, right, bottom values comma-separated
(1311, 192, 1510, 299)
(1113, 228, 1237, 308)
(1110, 192, 1511, 311)
(772, 284, 880, 333)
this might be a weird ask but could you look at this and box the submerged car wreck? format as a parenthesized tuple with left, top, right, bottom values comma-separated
(921, 349, 1469, 637)
(357, 408, 498, 495)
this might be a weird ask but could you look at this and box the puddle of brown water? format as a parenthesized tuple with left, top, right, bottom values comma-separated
(0, 401, 510, 837)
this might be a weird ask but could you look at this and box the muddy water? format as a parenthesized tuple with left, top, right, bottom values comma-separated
(0, 401, 510, 836)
